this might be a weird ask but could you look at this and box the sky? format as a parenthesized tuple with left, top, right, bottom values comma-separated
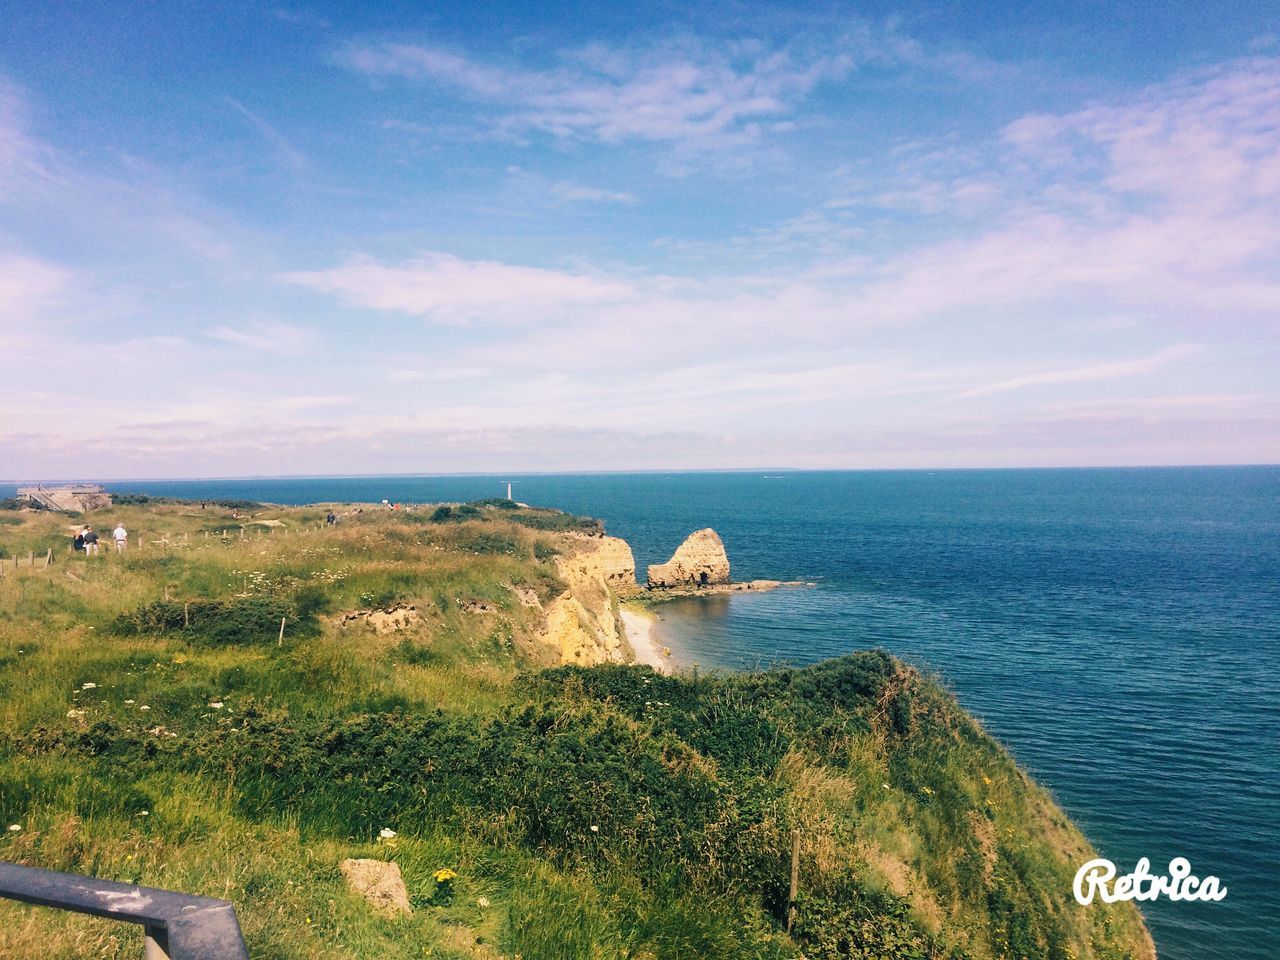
(2, 1, 1279, 479)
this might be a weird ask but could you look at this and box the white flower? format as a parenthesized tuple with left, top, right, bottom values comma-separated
(138, 810, 149, 816)
(124, 700, 135, 705)
(589, 825, 599, 833)
(7, 824, 21, 832)
(139, 705, 150, 711)
(378, 828, 397, 839)
(883, 783, 891, 790)
(81, 682, 97, 690)
(66, 709, 86, 719)
(209, 702, 224, 709)
(477, 897, 490, 908)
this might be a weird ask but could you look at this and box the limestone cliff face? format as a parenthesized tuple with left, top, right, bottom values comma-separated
(646, 528, 730, 588)
(538, 535, 636, 665)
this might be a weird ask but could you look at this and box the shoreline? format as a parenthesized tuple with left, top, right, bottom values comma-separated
(620, 606, 672, 674)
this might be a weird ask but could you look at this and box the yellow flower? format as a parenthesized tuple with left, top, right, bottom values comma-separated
(433, 868, 458, 884)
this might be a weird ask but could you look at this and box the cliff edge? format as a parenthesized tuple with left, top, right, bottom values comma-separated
(539, 533, 638, 665)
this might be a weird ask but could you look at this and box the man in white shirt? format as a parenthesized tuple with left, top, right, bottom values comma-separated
(113, 523, 128, 553)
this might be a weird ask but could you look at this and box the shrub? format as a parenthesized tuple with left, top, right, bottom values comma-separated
(508, 512, 604, 535)
(113, 597, 312, 645)
(792, 872, 950, 960)
(429, 504, 482, 523)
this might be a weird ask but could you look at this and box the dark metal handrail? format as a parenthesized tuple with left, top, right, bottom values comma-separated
(0, 860, 249, 959)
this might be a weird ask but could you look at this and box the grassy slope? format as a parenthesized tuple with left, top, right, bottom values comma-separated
(0, 502, 1151, 960)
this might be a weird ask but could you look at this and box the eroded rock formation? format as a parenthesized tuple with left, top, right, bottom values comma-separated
(646, 528, 730, 588)
(334, 603, 422, 634)
(538, 535, 636, 665)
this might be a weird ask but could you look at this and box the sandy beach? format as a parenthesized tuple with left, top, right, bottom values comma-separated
(620, 607, 672, 674)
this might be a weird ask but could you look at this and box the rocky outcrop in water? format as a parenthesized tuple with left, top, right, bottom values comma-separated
(646, 528, 730, 588)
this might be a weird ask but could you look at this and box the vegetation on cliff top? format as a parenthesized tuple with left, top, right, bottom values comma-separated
(0, 500, 1150, 959)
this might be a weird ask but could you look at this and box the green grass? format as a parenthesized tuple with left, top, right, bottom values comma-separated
(0, 501, 1152, 960)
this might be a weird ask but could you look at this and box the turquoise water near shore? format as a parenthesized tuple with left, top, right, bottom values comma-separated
(5, 466, 1277, 959)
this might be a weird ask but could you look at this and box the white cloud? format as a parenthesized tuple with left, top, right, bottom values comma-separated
(953, 345, 1200, 399)
(280, 253, 634, 324)
(206, 320, 311, 354)
(548, 180, 636, 205)
(338, 37, 858, 150)
(0, 253, 71, 318)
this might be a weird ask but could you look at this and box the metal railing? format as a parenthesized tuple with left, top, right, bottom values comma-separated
(0, 861, 249, 959)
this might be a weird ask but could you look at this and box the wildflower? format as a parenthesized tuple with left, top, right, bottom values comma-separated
(589, 825, 599, 833)
(882, 783, 891, 789)
(138, 810, 149, 817)
(477, 897, 490, 908)
(124, 699, 135, 705)
(209, 702, 224, 709)
(81, 682, 97, 689)
(139, 705, 150, 711)
(982, 774, 993, 786)
(379, 828, 397, 839)
(432, 868, 457, 884)
(7, 824, 20, 832)
(921, 786, 935, 796)
(67, 709, 86, 719)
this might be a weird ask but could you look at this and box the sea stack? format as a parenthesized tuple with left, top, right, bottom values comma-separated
(647, 528, 730, 588)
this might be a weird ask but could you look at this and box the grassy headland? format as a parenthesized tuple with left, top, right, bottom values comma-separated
(0, 499, 1151, 959)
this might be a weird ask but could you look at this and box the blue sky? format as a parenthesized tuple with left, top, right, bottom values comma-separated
(2, 1, 1278, 478)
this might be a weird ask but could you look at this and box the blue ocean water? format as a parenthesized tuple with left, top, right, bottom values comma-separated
(5, 467, 1276, 959)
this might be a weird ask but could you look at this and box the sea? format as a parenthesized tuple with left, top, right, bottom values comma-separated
(4, 466, 1277, 960)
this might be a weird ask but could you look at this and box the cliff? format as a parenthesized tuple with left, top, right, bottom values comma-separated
(646, 527, 730, 588)
(539, 534, 636, 665)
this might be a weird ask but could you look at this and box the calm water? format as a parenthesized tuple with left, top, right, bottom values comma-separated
(6, 467, 1277, 959)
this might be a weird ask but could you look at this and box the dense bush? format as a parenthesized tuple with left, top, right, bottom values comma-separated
(793, 873, 953, 960)
(429, 504, 481, 522)
(113, 493, 263, 510)
(507, 511, 604, 535)
(113, 596, 312, 644)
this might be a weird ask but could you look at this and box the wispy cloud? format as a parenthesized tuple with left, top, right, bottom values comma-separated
(206, 320, 310, 354)
(0, 253, 71, 318)
(280, 253, 634, 324)
(338, 36, 858, 150)
(505, 165, 636, 205)
(954, 345, 1200, 399)
(224, 96, 305, 170)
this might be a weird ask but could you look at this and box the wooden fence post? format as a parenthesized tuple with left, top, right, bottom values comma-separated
(44, 548, 53, 568)
(787, 829, 801, 934)
(277, 616, 286, 647)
